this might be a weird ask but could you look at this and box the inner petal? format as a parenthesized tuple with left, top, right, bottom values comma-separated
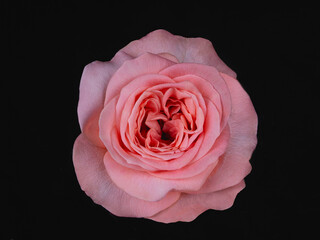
(163, 119, 185, 148)
(179, 101, 194, 131)
(162, 119, 181, 141)
(146, 129, 161, 148)
(162, 88, 191, 118)
(166, 99, 181, 116)
(123, 82, 208, 162)
(142, 88, 202, 151)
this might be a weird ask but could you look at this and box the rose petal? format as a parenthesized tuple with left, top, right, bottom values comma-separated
(117, 74, 174, 153)
(173, 74, 224, 128)
(160, 63, 232, 130)
(150, 181, 245, 223)
(192, 73, 258, 194)
(157, 52, 179, 63)
(192, 99, 221, 160)
(73, 134, 181, 218)
(120, 29, 236, 77)
(78, 52, 132, 147)
(78, 51, 132, 130)
(104, 52, 176, 105)
(103, 151, 217, 202)
(100, 97, 157, 171)
(150, 125, 229, 179)
(102, 92, 223, 176)
(106, 80, 207, 171)
(131, 134, 204, 171)
(82, 110, 105, 148)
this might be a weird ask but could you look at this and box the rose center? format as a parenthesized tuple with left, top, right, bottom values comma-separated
(133, 87, 201, 152)
(156, 119, 171, 141)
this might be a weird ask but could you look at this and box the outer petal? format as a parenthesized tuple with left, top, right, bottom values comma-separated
(73, 134, 180, 218)
(103, 151, 218, 202)
(120, 29, 236, 77)
(78, 51, 132, 147)
(149, 181, 245, 223)
(78, 51, 132, 130)
(193, 73, 258, 194)
(104, 52, 176, 105)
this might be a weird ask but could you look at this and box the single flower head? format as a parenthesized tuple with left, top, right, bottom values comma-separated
(73, 29, 258, 223)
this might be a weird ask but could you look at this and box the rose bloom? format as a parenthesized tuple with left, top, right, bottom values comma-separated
(73, 29, 258, 223)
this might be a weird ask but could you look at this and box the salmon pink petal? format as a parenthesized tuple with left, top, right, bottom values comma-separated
(73, 134, 181, 218)
(160, 63, 232, 129)
(108, 88, 223, 174)
(150, 125, 229, 179)
(173, 74, 225, 128)
(193, 73, 258, 194)
(114, 80, 207, 170)
(100, 94, 186, 171)
(99, 97, 157, 171)
(150, 181, 245, 223)
(105, 53, 176, 105)
(120, 29, 236, 77)
(130, 134, 204, 171)
(103, 151, 217, 202)
(117, 74, 174, 150)
(193, 99, 221, 160)
(101, 96, 183, 171)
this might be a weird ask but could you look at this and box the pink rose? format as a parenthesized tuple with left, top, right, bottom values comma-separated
(73, 29, 258, 223)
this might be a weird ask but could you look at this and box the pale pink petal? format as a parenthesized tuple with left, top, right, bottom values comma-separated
(149, 181, 245, 223)
(78, 51, 132, 130)
(120, 29, 236, 77)
(81, 109, 104, 148)
(73, 134, 181, 218)
(103, 151, 218, 202)
(104, 52, 176, 105)
(157, 52, 179, 63)
(192, 73, 258, 194)
(77, 52, 132, 148)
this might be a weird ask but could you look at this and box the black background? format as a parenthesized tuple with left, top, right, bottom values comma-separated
(4, 2, 319, 239)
